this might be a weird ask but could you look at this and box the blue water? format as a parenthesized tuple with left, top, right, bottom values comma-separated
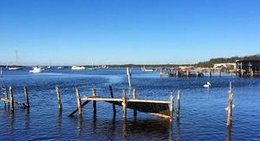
(0, 68, 260, 140)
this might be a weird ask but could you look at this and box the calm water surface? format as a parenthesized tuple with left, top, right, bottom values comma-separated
(0, 68, 260, 141)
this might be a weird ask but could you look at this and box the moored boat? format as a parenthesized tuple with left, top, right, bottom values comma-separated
(29, 66, 43, 73)
(141, 67, 156, 72)
(71, 66, 85, 70)
(8, 66, 23, 70)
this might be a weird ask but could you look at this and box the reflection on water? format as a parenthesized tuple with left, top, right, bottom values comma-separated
(72, 111, 175, 141)
(226, 125, 232, 141)
(1, 68, 260, 140)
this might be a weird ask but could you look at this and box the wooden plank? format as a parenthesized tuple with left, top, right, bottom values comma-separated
(128, 99, 170, 104)
(68, 100, 90, 117)
(1, 98, 28, 107)
(81, 97, 170, 104)
(1, 97, 9, 102)
(81, 97, 122, 102)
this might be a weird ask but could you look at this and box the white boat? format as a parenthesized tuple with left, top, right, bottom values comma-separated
(29, 66, 43, 73)
(8, 66, 23, 70)
(141, 67, 156, 72)
(71, 66, 85, 70)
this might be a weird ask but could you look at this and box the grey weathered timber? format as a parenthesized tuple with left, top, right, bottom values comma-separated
(55, 86, 62, 109)
(76, 88, 82, 115)
(24, 86, 30, 107)
(109, 85, 116, 114)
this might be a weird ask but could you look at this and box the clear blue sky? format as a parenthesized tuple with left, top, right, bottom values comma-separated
(0, 0, 259, 66)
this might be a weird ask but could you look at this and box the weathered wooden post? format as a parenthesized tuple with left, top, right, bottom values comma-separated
(218, 70, 222, 77)
(122, 90, 127, 119)
(92, 87, 97, 113)
(250, 69, 254, 77)
(169, 92, 174, 120)
(55, 86, 62, 109)
(109, 85, 116, 115)
(9, 86, 14, 111)
(159, 67, 163, 77)
(186, 70, 189, 78)
(132, 88, 137, 117)
(176, 90, 181, 119)
(23, 86, 30, 108)
(126, 67, 132, 88)
(76, 88, 82, 115)
(226, 82, 233, 127)
(2, 87, 8, 107)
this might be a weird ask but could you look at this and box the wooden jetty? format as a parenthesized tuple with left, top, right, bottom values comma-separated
(0, 86, 30, 111)
(68, 86, 175, 120)
(236, 59, 260, 77)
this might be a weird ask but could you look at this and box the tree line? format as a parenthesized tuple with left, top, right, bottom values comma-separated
(196, 54, 260, 68)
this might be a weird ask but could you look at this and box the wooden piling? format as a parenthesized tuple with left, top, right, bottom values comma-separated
(55, 86, 62, 109)
(218, 70, 222, 77)
(227, 82, 233, 126)
(132, 88, 137, 117)
(76, 88, 82, 115)
(92, 88, 97, 113)
(122, 90, 127, 118)
(250, 69, 254, 77)
(176, 90, 181, 119)
(9, 86, 14, 111)
(2, 87, 8, 107)
(126, 67, 132, 88)
(169, 92, 174, 120)
(109, 85, 116, 114)
(24, 86, 30, 107)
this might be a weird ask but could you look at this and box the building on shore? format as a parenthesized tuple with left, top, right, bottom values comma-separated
(236, 59, 260, 77)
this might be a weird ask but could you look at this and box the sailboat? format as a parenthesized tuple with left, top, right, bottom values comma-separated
(8, 51, 23, 70)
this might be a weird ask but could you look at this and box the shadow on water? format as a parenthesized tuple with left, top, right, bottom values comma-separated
(74, 113, 178, 141)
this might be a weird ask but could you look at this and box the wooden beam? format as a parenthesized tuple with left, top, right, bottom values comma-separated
(68, 100, 90, 117)
(109, 85, 116, 114)
(122, 90, 127, 118)
(169, 92, 174, 120)
(76, 88, 82, 115)
(227, 82, 233, 126)
(55, 86, 62, 109)
(92, 88, 97, 113)
(176, 90, 181, 119)
(81, 97, 170, 104)
(132, 88, 137, 117)
(9, 87, 14, 111)
(24, 86, 30, 108)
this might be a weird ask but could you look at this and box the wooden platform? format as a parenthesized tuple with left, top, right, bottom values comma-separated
(69, 94, 174, 119)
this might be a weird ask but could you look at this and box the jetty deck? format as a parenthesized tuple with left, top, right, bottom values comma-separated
(82, 96, 171, 118)
(68, 88, 176, 119)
